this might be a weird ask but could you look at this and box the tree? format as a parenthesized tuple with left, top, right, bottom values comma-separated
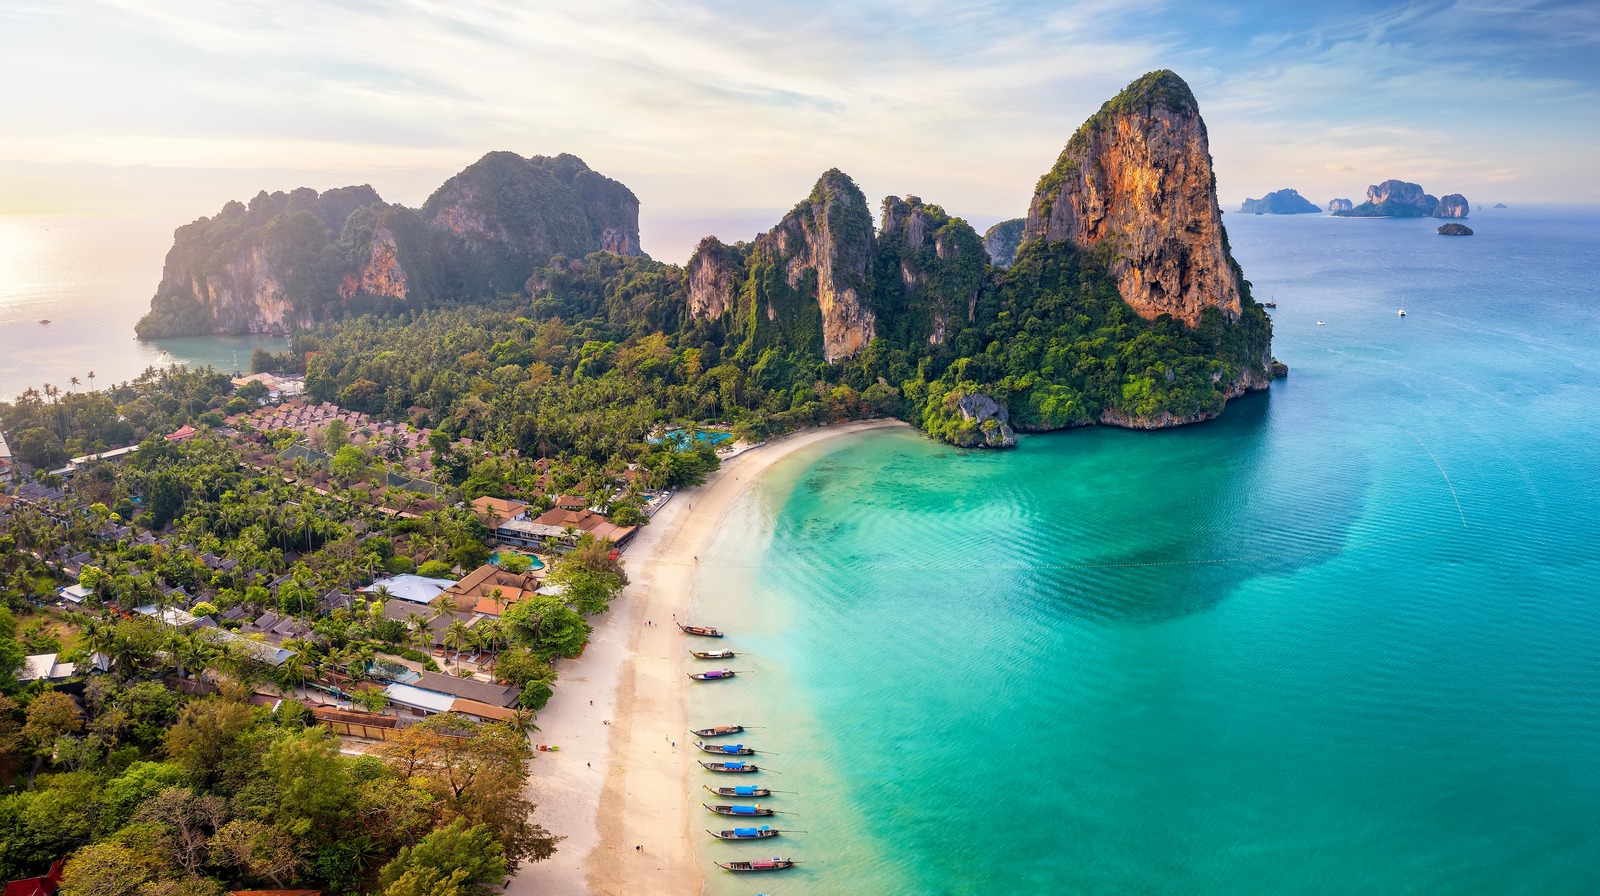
(131, 786, 230, 874)
(332, 445, 369, 486)
(324, 418, 350, 451)
(500, 594, 589, 659)
(262, 726, 352, 838)
(22, 691, 82, 756)
(58, 841, 158, 896)
(209, 818, 302, 887)
(12, 427, 67, 470)
(163, 697, 260, 786)
(378, 819, 506, 896)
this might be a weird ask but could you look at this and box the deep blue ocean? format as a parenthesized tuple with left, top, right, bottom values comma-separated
(691, 206, 1600, 895)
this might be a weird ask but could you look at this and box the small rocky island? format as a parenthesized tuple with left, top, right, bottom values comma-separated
(1333, 180, 1470, 218)
(1437, 223, 1474, 236)
(1239, 189, 1320, 214)
(1327, 198, 1354, 212)
(1494, 203, 1508, 209)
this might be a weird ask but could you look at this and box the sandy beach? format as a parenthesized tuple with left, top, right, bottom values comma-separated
(504, 418, 905, 895)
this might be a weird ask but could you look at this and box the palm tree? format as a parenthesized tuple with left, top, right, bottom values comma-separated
(86, 370, 95, 391)
(273, 649, 312, 696)
(443, 620, 473, 670)
(68, 376, 80, 392)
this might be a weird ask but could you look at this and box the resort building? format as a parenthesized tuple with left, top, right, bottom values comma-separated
(382, 669, 522, 717)
(440, 563, 543, 615)
(360, 574, 458, 605)
(470, 496, 528, 529)
(495, 508, 636, 551)
(17, 654, 76, 682)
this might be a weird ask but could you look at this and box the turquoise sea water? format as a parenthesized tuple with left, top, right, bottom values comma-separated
(690, 206, 1600, 895)
(0, 217, 288, 401)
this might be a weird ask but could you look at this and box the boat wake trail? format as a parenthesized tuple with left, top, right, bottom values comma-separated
(1406, 429, 1468, 528)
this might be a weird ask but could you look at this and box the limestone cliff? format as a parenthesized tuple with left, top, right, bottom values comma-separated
(1433, 194, 1470, 218)
(877, 197, 985, 346)
(721, 170, 877, 362)
(981, 218, 1026, 268)
(1327, 198, 1354, 212)
(137, 153, 643, 337)
(684, 236, 746, 320)
(1023, 69, 1241, 329)
(1239, 189, 1319, 214)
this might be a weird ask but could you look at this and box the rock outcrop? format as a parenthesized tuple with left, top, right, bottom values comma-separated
(1023, 69, 1241, 329)
(1239, 189, 1320, 214)
(877, 196, 985, 346)
(1327, 198, 1354, 212)
(1437, 223, 1474, 236)
(981, 218, 1026, 268)
(949, 391, 1018, 448)
(1433, 194, 1470, 219)
(138, 153, 643, 337)
(1333, 180, 1469, 219)
(684, 236, 745, 320)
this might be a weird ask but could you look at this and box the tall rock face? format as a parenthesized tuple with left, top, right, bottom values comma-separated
(684, 236, 746, 320)
(735, 170, 877, 362)
(137, 153, 643, 337)
(421, 152, 642, 295)
(1328, 198, 1354, 212)
(876, 196, 985, 346)
(1433, 194, 1470, 218)
(981, 218, 1026, 268)
(1023, 69, 1241, 329)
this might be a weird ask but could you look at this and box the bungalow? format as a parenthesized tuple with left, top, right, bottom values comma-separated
(56, 584, 91, 605)
(382, 671, 522, 717)
(440, 564, 541, 615)
(164, 425, 198, 442)
(361, 574, 457, 605)
(470, 495, 528, 529)
(17, 654, 75, 682)
(2, 858, 64, 896)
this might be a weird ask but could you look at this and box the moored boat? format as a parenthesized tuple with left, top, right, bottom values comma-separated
(708, 826, 780, 840)
(700, 760, 759, 773)
(716, 857, 797, 873)
(692, 649, 736, 659)
(691, 725, 744, 738)
(696, 741, 755, 755)
(704, 803, 775, 817)
(676, 620, 724, 637)
(704, 784, 770, 798)
(688, 669, 736, 681)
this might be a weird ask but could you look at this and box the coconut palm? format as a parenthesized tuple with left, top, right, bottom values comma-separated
(443, 619, 473, 670)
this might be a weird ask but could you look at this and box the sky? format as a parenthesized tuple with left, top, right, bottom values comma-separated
(1, 0, 1597, 263)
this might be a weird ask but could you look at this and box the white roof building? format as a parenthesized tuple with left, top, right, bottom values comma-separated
(362, 574, 458, 604)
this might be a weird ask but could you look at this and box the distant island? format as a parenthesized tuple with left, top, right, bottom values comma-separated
(1239, 189, 1320, 214)
(1327, 198, 1354, 213)
(133, 69, 1278, 447)
(1332, 180, 1469, 218)
(1494, 203, 1508, 209)
(1438, 223, 1474, 236)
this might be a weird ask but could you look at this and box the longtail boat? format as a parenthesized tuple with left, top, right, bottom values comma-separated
(716, 858, 797, 873)
(692, 649, 736, 659)
(688, 669, 736, 681)
(676, 621, 724, 637)
(708, 826, 780, 840)
(705, 803, 775, 817)
(700, 760, 759, 773)
(691, 725, 744, 738)
(704, 784, 771, 798)
(696, 741, 755, 755)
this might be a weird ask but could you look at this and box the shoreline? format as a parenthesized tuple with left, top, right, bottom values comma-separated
(506, 417, 908, 895)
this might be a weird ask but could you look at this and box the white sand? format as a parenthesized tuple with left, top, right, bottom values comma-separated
(505, 419, 906, 895)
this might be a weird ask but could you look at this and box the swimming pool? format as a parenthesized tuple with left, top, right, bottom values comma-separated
(648, 428, 733, 448)
(490, 550, 546, 570)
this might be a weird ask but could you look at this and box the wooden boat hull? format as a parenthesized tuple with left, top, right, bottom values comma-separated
(691, 725, 744, 738)
(705, 803, 775, 817)
(700, 761, 759, 773)
(696, 741, 755, 755)
(705, 785, 771, 798)
(717, 859, 796, 872)
(708, 828, 780, 840)
(677, 624, 724, 637)
(688, 670, 736, 681)
(692, 650, 736, 659)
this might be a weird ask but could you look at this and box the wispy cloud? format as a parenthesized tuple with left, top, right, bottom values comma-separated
(1, 0, 1595, 260)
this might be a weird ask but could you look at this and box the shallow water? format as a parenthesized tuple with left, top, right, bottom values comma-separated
(691, 206, 1600, 895)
